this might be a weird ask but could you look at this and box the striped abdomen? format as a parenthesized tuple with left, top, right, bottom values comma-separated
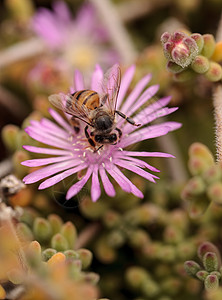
(71, 90, 100, 110)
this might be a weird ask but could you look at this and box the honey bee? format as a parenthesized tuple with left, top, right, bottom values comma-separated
(49, 64, 140, 151)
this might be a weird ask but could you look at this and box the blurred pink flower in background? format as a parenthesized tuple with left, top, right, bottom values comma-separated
(22, 64, 181, 202)
(32, 1, 119, 74)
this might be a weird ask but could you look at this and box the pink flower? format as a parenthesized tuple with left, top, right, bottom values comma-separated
(32, 2, 118, 73)
(22, 64, 181, 202)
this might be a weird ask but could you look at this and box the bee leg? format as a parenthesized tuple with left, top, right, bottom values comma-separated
(115, 127, 122, 139)
(115, 110, 141, 126)
(70, 116, 80, 134)
(84, 125, 96, 149)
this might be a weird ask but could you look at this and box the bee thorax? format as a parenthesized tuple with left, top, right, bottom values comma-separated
(94, 113, 113, 131)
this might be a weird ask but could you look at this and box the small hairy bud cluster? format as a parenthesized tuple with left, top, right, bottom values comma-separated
(161, 31, 222, 82)
(184, 242, 222, 291)
(181, 142, 222, 218)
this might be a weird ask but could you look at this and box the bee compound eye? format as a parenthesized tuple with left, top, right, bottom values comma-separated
(95, 135, 104, 143)
(109, 134, 117, 142)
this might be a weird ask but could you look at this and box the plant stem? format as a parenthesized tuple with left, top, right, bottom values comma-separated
(0, 38, 45, 69)
(75, 222, 101, 249)
(213, 85, 222, 162)
(89, 0, 137, 64)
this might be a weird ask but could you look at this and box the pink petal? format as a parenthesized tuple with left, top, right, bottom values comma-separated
(119, 150, 175, 158)
(99, 165, 115, 197)
(38, 163, 87, 189)
(21, 155, 72, 167)
(91, 166, 101, 202)
(125, 107, 179, 134)
(105, 163, 131, 193)
(120, 74, 152, 114)
(120, 126, 171, 148)
(23, 159, 82, 184)
(40, 118, 69, 138)
(66, 166, 93, 200)
(25, 127, 72, 150)
(110, 163, 144, 198)
(53, 1, 72, 22)
(114, 159, 158, 182)
(23, 145, 71, 156)
(127, 84, 159, 117)
(29, 119, 69, 141)
(116, 65, 135, 109)
(91, 64, 103, 93)
(114, 153, 160, 172)
(74, 70, 84, 91)
(49, 108, 72, 132)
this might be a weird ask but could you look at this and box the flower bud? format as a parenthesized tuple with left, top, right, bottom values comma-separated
(191, 55, 209, 73)
(161, 31, 198, 68)
(33, 217, 52, 242)
(198, 242, 220, 262)
(60, 221, 77, 249)
(177, 241, 196, 260)
(13, 150, 30, 178)
(196, 270, 209, 281)
(51, 233, 69, 252)
(157, 245, 176, 262)
(64, 250, 79, 260)
(207, 182, 222, 204)
(84, 272, 100, 285)
(184, 176, 205, 196)
(102, 210, 121, 228)
(106, 230, 125, 248)
(42, 248, 57, 261)
(166, 61, 183, 74)
(161, 277, 181, 295)
(47, 252, 66, 267)
(1, 124, 19, 152)
(205, 62, 222, 82)
(204, 274, 219, 291)
(190, 33, 204, 53)
(201, 34, 216, 58)
(67, 259, 82, 279)
(125, 267, 148, 289)
(128, 229, 150, 248)
(189, 143, 214, 163)
(141, 278, 160, 297)
(203, 252, 219, 272)
(203, 165, 222, 184)
(26, 241, 42, 267)
(211, 41, 222, 62)
(95, 237, 116, 263)
(184, 260, 201, 277)
(16, 222, 33, 242)
(76, 249, 93, 269)
(47, 214, 63, 234)
(173, 69, 195, 82)
(188, 197, 209, 218)
(163, 225, 183, 244)
(20, 207, 39, 227)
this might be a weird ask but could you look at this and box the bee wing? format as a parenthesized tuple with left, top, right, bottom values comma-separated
(100, 64, 121, 114)
(49, 93, 92, 125)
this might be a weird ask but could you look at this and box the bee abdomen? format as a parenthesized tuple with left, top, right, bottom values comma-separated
(72, 90, 99, 110)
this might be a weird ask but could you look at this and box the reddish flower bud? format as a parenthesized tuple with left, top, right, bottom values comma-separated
(161, 31, 199, 68)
